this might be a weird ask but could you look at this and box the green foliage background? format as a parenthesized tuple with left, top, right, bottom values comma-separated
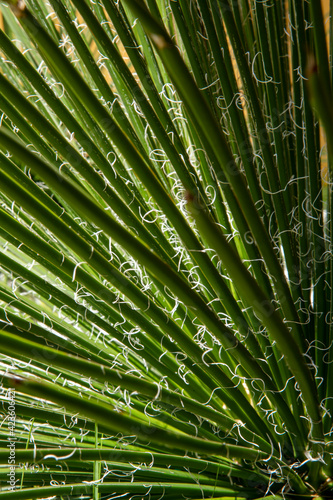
(0, 0, 332, 498)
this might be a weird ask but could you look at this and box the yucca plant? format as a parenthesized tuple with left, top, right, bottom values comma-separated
(0, 0, 332, 498)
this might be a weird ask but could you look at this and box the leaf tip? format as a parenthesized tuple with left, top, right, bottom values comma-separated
(306, 53, 318, 78)
(5, 0, 26, 18)
(150, 33, 172, 50)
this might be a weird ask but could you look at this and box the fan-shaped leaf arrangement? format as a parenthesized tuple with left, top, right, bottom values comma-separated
(0, 1, 332, 499)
